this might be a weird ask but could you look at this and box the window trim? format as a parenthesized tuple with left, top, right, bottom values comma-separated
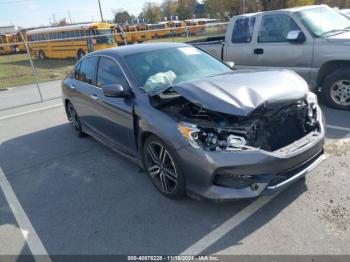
(231, 16, 256, 44)
(96, 56, 129, 89)
(74, 56, 99, 86)
(74, 54, 133, 90)
(258, 14, 302, 43)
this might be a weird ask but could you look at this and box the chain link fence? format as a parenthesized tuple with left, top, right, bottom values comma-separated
(0, 22, 228, 111)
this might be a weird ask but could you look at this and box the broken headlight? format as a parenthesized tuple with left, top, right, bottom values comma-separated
(307, 91, 318, 105)
(178, 122, 247, 151)
(306, 92, 319, 120)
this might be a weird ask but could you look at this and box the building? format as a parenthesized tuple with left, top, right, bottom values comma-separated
(0, 26, 17, 34)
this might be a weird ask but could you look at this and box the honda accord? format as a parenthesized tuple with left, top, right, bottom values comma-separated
(62, 43, 325, 201)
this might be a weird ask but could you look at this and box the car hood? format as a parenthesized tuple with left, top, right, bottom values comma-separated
(326, 31, 350, 44)
(172, 70, 309, 116)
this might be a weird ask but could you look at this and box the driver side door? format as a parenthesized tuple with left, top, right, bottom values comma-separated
(253, 13, 313, 82)
(90, 56, 137, 157)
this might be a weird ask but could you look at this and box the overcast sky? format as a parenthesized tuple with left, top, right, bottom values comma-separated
(0, 0, 163, 28)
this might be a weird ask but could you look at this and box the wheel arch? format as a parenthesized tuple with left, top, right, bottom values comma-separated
(317, 60, 350, 86)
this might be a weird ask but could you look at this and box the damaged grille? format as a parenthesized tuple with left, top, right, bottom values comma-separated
(250, 100, 319, 151)
(154, 94, 319, 152)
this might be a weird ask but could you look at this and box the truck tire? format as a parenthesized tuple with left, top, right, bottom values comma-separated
(322, 68, 350, 110)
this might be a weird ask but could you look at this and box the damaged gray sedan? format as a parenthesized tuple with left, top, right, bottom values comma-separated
(62, 43, 325, 201)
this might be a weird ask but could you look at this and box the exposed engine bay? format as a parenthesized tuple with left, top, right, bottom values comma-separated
(151, 92, 320, 152)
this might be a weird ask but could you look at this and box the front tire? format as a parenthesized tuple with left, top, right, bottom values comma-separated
(143, 135, 186, 199)
(322, 68, 350, 110)
(66, 102, 85, 137)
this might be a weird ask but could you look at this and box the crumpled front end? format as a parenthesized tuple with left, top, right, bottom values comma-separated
(152, 90, 325, 201)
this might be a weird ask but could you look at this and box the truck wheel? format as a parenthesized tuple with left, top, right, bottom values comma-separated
(38, 50, 46, 60)
(322, 68, 350, 110)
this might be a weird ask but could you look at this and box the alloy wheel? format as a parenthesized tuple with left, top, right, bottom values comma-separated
(330, 80, 350, 106)
(145, 142, 178, 194)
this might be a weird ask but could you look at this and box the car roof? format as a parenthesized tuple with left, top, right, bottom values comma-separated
(90, 42, 189, 58)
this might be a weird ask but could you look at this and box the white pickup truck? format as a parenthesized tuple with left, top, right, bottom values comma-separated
(192, 5, 350, 110)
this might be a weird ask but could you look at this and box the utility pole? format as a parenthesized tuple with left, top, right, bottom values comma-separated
(67, 10, 72, 24)
(98, 0, 104, 22)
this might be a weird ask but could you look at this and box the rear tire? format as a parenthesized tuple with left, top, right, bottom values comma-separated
(66, 102, 85, 137)
(322, 68, 350, 110)
(143, 135, 186, 199)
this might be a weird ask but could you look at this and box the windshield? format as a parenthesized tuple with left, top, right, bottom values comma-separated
(297, 5, 350, 37)
(124, 46, 232, 94)
(92, 29, 114, 45)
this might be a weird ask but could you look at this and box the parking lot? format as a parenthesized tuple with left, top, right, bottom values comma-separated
(0, 85, 349, 258)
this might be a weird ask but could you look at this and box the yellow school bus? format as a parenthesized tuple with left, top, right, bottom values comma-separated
(14, 32, 27, 53)
(114, 24, 135, 45)
(147, 22, 172, 39)
(0, 34, 14, 55)
(166, 21, 187, 36)
(184, 19, 205, 35)
(125, 25, 141, 43)
(136, 24, 151, 42)
(26, 22, 116, 60)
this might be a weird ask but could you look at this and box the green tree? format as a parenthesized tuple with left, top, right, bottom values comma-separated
(161, 0, 178, 18)
(203, 0, 240, 18)
(143, 2, 163, 23)
(177, 0, 197, 20)
(114, 9, 131, 23)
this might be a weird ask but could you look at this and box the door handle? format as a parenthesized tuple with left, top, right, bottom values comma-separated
(254, 48, 264, 55)
(90, 94, 98, 100)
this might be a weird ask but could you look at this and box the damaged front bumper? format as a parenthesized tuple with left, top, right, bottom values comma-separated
(176, 114, 325, 202)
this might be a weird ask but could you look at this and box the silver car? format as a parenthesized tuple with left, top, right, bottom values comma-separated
(62, 43, 325, 201)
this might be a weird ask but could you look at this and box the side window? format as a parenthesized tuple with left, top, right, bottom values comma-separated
(232, 16, 256, 43)
(258, 14, 300, 43)
(96, 57, 127, 88)
(76, 56, 98, 85)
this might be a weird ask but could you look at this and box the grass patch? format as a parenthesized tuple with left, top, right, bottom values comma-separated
(0, 32, 224, 89)
(0, 54, 75, 89)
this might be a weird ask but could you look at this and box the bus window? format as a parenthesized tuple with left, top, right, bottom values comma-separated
(91, 28, 114, 44)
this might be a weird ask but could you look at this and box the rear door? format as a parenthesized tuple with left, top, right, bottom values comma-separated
(69, 56, 99, 125)
(252, 13, 313, 82)
(224, 15, 258, 67)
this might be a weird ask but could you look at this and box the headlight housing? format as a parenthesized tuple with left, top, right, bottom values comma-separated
(178, 122, 247, 151)
(306, 92, 319, 120)
(307, 91, 318, 105)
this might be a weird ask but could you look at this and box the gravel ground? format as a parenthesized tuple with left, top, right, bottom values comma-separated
(307, 138, 350, 237)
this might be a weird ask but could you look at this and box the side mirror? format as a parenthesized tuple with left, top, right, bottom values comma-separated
(225, 61, 236, 69)
(103, 84, 126, 97)
(287, 30, 306, 43)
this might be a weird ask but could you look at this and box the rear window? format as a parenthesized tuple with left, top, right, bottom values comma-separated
(231, 16, 256, 43)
